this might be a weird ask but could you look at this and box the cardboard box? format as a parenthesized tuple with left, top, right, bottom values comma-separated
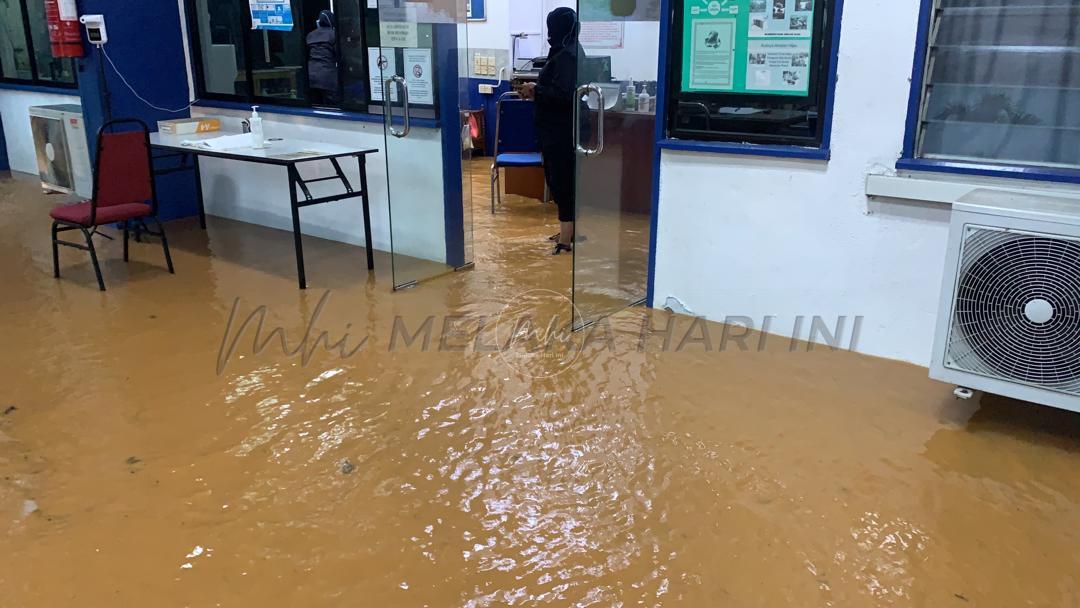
(158, 118, 221, 135)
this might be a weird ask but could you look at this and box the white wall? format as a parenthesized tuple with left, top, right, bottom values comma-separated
(190, 107, 447, 262)
(651, 0, 1080, 366)
(468, 0, 511, 51)
(0, 89, 81, 174)
(602, 21, 660, 82)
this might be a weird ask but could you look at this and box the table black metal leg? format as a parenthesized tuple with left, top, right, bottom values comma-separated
(193, 154, 206, 229)
(288, 166, 307, 289)
(358, 155, 375, 271)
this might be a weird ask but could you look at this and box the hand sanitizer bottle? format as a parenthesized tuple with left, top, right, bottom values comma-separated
(637, 85, 650, 113)
(250, 105, 265, 149)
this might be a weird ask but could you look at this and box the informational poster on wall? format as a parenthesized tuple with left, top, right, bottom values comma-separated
(403, 48, 434, 105)
(367, 48, 399, 102)
(681, 0, 816, 96)
(248, 0, 295, 31)
(579, 22, 625, 49)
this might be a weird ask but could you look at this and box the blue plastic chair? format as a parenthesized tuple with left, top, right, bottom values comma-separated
(490, 92, 546, 213)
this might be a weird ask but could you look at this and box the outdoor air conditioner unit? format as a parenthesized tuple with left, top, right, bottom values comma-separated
(29, 104, 92, 198)
(930, 189, 1080, 414)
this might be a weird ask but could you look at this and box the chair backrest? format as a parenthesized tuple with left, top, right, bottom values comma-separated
(91, 119, 155, 224)
(494, 94, 538, 156)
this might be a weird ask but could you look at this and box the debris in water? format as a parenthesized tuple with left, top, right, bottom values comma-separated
(21, 500, 38, 518)
(2, 405, 16, 416)
(125, 456, 141, 465)
(954, 593, 969, 602)
(340, 459, 357, 475)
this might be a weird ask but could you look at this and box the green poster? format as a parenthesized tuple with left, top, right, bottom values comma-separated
(681, 0, 816, 96)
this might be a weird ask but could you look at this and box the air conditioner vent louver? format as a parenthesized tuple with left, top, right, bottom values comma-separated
(947, 227, 1080, 395)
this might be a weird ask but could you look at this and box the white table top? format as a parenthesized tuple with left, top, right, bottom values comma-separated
(149, 130, 378, 166)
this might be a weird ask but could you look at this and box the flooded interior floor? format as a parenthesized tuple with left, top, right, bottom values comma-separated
(3, 163, 1080, 607)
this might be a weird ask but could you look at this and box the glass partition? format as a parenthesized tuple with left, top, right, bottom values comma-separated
(572, 1, 661, 328)
(377, 0, 473, 290)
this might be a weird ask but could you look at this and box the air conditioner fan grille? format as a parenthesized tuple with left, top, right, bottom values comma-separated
(948, 228, 1080, 394)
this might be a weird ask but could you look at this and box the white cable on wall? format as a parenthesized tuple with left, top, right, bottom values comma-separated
(100, 45, 198, 114)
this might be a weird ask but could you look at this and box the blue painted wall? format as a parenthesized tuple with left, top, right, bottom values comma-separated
(75, 0, 198, 221)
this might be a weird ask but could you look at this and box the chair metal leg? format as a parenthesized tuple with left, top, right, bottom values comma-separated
(83, 227, 106, 291)
(490, 163, 497, 214)
(51, 222, 60, 278)
(153, 218, 175, 274)
(123, 221, 130, 262)
(496, 167, 504, 209)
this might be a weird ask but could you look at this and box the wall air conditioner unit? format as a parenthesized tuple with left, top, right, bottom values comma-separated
(29, 104, 92, 198)
(931, 189, 1080, 414)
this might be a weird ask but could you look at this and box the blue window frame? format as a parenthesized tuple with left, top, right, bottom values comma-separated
(900, 0, 1080, 185)
(657, 0, 845, 161)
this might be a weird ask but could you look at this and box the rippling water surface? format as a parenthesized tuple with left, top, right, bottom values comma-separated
(2, 170, 1079, 606)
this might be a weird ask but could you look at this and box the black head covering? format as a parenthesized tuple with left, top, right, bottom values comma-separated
(546, 7, 579, 52)
(317, 10, 335, 28)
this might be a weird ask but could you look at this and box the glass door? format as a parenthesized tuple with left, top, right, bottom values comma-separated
(375, 0, 473, 290)
(571, 1, 661, 328)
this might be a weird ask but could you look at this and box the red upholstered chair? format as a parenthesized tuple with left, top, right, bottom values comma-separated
(50, 119, 174, 291)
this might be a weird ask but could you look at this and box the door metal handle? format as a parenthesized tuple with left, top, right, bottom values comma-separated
(385, 75, 411, 138)
(574, 84, 605, 157)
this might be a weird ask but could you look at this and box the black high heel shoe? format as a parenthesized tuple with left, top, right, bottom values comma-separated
(552, 243, 572, 255)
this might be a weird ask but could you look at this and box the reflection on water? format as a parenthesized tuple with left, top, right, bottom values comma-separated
(2, 168, 1080, 606)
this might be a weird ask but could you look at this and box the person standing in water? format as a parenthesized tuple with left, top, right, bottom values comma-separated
(306, 10, 340, 106)
(521, 7, 585, 255)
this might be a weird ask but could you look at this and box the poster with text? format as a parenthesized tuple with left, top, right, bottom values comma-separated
(682, 0, 816, 96)
(248, 0, 294, 31)
(745, 38, 811, 92)
(579, 22, 626, 50)
(403, 48, 434, 105)
(367, 48, 399, 102)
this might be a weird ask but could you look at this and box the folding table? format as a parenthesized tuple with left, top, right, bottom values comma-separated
(149, 131, 378, 289)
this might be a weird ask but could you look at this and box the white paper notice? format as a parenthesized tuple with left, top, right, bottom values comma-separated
(579, 22, 625, 50)
(379, 20, 419, 47)
(367, 48, 399, 102)
(688, 19, 735, 91)
(403, 48, 434, 106)
(745, 38, 811, 93)
(57, 0, 78, 20)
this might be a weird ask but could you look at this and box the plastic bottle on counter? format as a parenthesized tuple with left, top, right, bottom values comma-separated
(250, 105, 265, 149)
(624, 79, 636, 111)
(637, 86, 650, 113)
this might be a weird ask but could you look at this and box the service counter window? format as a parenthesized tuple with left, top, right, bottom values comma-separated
(0, 0, 77, 87)
(905, 0, 1080, 172)
(664, 0, 840, 149)
(187, 0, 443, 120)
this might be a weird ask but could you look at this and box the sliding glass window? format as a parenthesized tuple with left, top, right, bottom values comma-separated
(188, 0, 376, 110)
(912, 0, 1080, 170)
(0, 0, 77, 87)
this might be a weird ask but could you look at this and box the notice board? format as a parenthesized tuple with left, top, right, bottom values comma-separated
(681, 0, 817, 96)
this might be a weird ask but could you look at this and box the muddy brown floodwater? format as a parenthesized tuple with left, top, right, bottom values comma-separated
(2, 166, 1080, 607)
